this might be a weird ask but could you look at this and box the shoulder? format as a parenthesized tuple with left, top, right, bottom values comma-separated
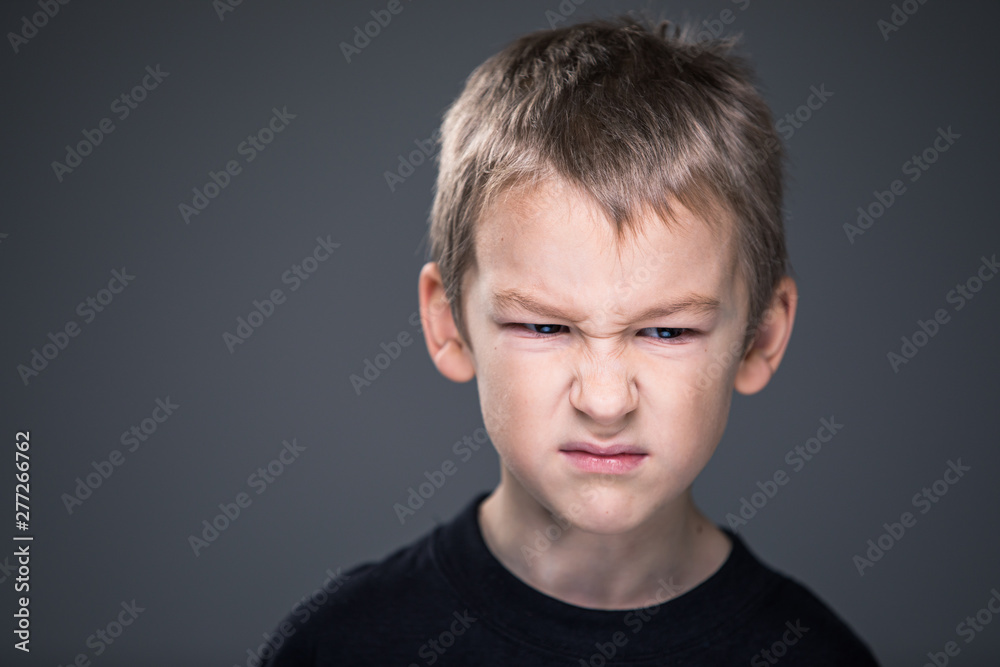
(260, 526, 456, 666)
(723, 538, 880, 665)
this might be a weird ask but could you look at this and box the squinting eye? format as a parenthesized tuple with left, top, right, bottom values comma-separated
(639, 327, 687, 340)
(521, 323, 564, 335)
(514, 324, 691, 342)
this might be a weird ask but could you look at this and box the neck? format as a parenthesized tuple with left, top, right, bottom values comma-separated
(478, 475, 731, 610)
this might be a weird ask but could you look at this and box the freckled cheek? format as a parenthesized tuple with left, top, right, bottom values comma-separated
(649, 373, 731, 461)
(486, 353, 560, 399)
(478, 361, 551, 461)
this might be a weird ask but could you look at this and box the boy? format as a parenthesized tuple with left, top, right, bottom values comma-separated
(263, 14, 879, 665)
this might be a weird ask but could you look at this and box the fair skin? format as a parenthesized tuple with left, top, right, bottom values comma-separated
(418, 176, 797, 610)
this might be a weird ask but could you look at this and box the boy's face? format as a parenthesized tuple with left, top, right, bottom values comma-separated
(420, 177, 791, 535)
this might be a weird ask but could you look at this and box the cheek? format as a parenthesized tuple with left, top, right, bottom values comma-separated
(656, 387, 730, 448)
(687, 386, 733, 455)
(672, 336, 743, 403)
(476, 352, 555, 459)
(649, 351, 738, 456)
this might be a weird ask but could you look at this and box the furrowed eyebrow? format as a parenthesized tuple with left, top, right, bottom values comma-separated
(489, 288, 721, 323)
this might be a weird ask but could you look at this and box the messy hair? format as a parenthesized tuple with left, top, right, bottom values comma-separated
(426, 12, 790, 355)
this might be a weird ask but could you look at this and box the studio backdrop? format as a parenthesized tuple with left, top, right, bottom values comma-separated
(2, 1, 998, 665)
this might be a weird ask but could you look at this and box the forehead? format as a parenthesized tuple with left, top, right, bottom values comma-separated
(470, 178, 743, 324)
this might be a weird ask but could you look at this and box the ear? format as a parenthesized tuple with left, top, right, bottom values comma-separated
(418, 261, 476, 383)
(734, 275, 798, 395)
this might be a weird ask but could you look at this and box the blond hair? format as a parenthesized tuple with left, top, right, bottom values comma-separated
(426, 13, 789, 355)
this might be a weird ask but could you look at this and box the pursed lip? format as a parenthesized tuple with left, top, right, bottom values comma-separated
(559, 442, 646, 456)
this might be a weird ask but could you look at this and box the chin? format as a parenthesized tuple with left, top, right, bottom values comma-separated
(550, 485, 657, 535)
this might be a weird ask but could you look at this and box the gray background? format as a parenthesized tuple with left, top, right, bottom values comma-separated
(2, 0, 998, 665)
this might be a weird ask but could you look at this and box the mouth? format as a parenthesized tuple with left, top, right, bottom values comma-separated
(559, 442, 648, 474)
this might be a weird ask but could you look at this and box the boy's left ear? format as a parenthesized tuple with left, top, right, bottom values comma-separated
(733, 276, 798, 396)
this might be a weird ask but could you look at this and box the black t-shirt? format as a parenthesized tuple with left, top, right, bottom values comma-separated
(262, 491, 879, 665)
